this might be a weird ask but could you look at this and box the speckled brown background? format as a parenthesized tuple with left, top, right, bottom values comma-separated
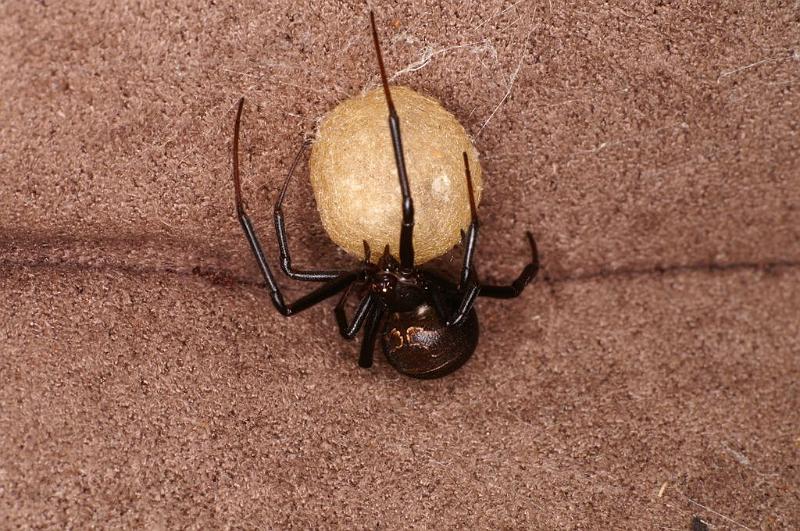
(1, 0, 799, 528)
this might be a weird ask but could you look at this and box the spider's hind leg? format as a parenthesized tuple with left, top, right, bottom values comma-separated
(359, 306, 385, 368)
(333, 280, 385, 368)
(335, 285, 376, 339)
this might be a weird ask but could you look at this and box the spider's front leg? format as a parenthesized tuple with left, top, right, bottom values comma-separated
(232, 97, 357, 316)
(478, 231, 539, 299)
(273, 139, 348, 282)
(444, 153, 539, 325)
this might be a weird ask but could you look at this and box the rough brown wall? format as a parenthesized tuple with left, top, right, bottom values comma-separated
(1, 0, 799, 528)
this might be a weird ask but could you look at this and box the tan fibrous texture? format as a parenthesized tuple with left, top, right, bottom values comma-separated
(309, 86, 482, 265)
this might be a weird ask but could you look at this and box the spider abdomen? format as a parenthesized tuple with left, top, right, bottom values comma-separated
(381, 297, 479, 379)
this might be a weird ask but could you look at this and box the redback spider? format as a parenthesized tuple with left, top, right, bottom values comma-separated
(230, 12, 539, 378)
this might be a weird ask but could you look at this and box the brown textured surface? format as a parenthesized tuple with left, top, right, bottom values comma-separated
(1, 0, 799, 528)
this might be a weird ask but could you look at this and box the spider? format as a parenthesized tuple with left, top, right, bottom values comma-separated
(230, 12, 539, 378)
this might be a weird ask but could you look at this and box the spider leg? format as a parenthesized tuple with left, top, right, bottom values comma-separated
(371, 12, 415, 272)
(458, 152, 480, 288)
(273, 139, 348, 281)
(441, 233, 538, 323)
(478, 231, 539, 299)
(335, 286, 376, 339)
(358, 304, 385, 368)
(427, 283, 449, 323)
(232, 97, 357, 315)
(438, 153, 481, 327)
(441, 155, 538, 324)
(363, 240, 371, 263)
(443, 234, 538, 322)
(420, 271, 455, 323)
(238, 210, 357, 315)
(445, 281, 481, 327)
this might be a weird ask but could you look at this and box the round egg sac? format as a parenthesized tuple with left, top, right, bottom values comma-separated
(309, 85, 482, 265)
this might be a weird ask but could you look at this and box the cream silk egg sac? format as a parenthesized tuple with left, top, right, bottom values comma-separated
(309, 85, 482, 265)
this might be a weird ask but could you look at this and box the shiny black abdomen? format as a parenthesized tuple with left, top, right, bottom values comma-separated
(380, 286, 479, 379)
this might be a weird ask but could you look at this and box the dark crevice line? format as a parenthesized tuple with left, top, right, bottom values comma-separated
(542, 258, 800, 285)
(1, 257, 798, 292)
(0, 259, 261, 289)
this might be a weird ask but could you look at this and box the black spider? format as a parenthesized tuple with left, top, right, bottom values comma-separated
(230, 12, 539, 378)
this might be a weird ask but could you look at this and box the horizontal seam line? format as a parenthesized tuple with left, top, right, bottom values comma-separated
(1, 258, 798, 289)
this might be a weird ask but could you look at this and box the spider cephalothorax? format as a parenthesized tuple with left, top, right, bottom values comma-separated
(230, 12, 539, 378)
